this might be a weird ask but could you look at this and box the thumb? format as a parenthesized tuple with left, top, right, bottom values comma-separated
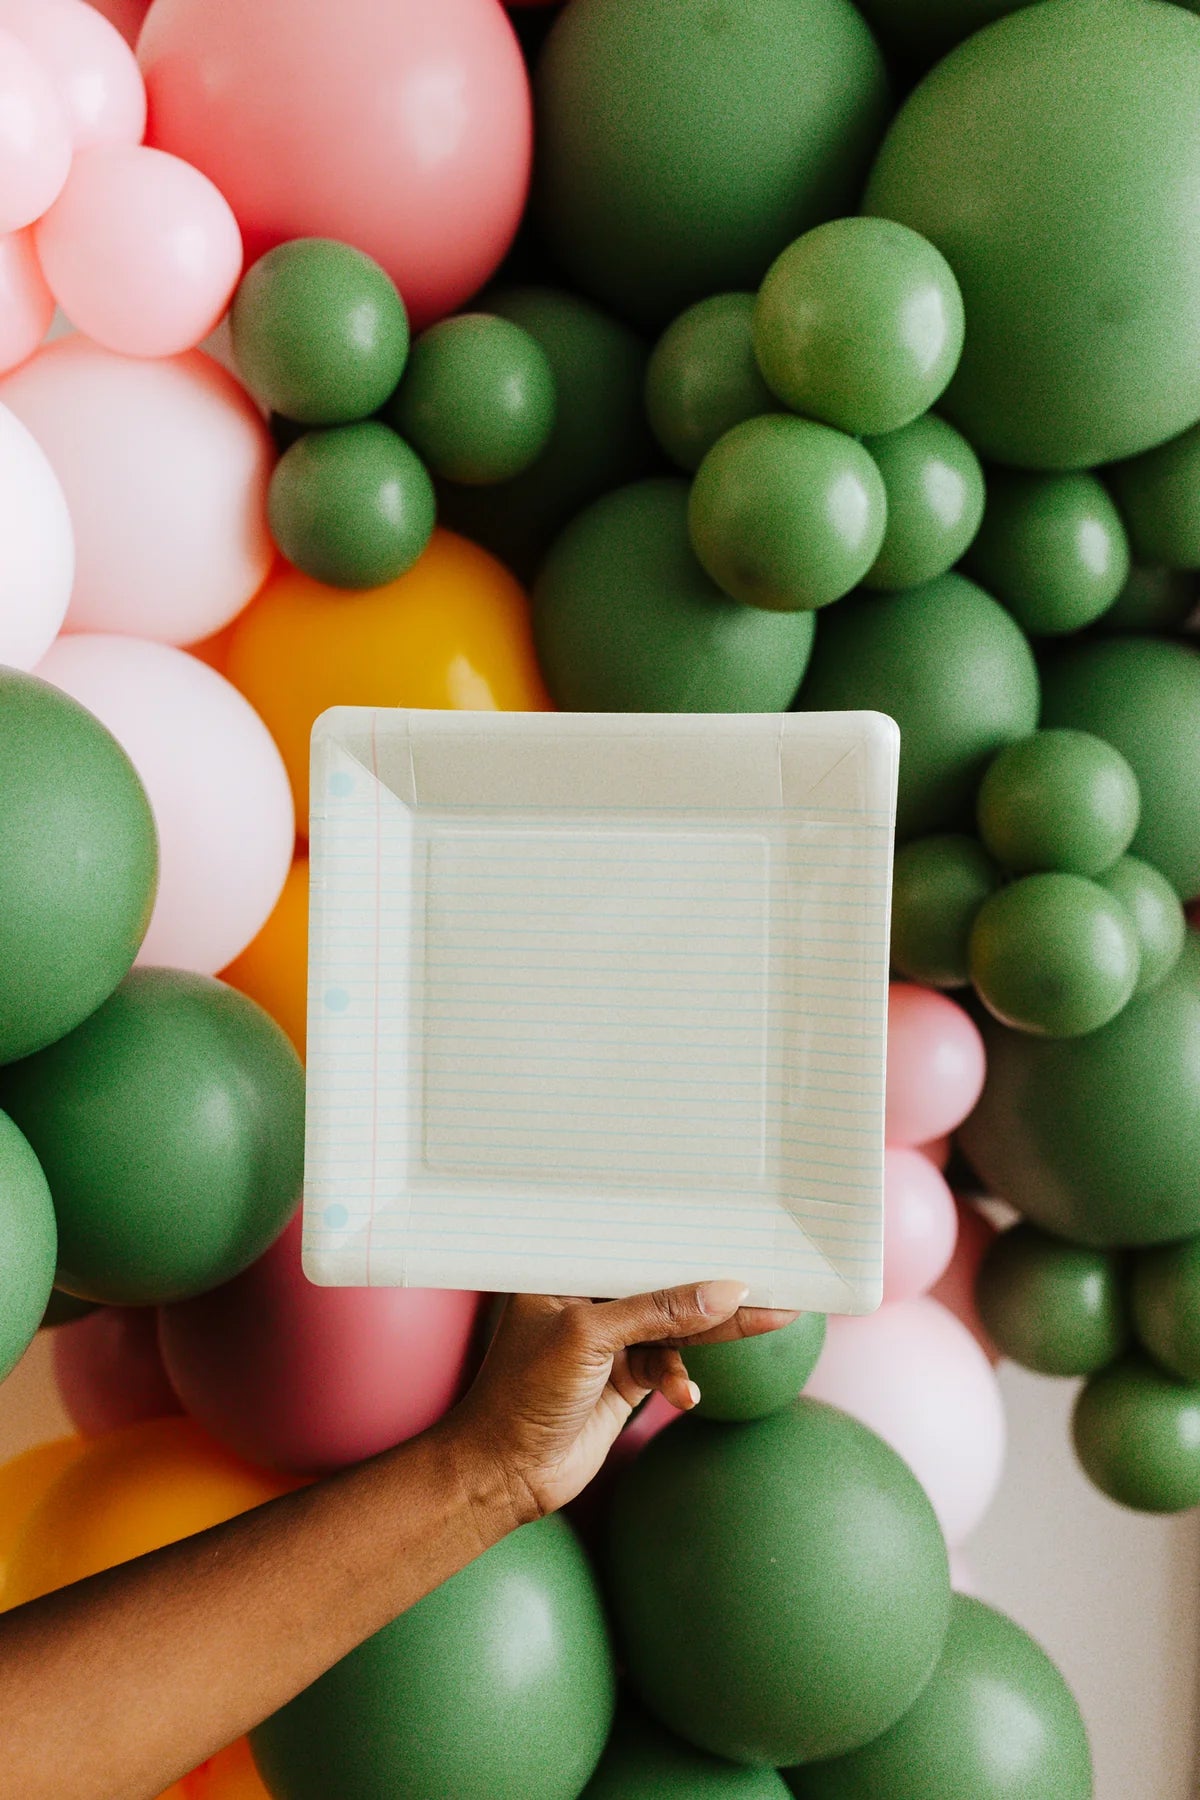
(586, 1280, 749, 1353)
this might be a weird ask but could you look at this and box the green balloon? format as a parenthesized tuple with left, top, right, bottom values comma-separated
(976, 730, 1141, 878)
(969, 873, 1140, 1040)
(608, 1401, 950, 1767)
(0, 969, 304, 1305)
(1097, 856, 1186, 996)
(1131, 1237, 1200, 1383)
(0, 668, 157, 1067)
(890, 834, 1000, 989)
(231, 238, 409, 427)
(267, 423, 435, 590)
(861, 414, 984, 592)
(534, 479, 815, 712)
(797, 574, 1039, 840)
(1100, 565, 1196, 634)
(786, 1595, 1092, 1800)
(1073, 1352, 1200, 1514)
(753, 218, 964, 437)
(583, 1705, 791, 1800)
(864, 0, 1200, 469)
(386, 314, 556, 486)
(251, 1515, 614, 1800)
(645, 294, 777, 474)
(975, 1222, 1128, 1378)
(1040, 637, 1200, 899)
(963, 472, 1130, 637)
(0, 1110, 56, 1382)
(685, 1314, 826, 1422)
(1108, 420, 1200, 570)
(38, 1288, 97, 1331)
(534, 0, 889, 328)
(959, 933, 1200, 1246)
(688, 416, 887, 613)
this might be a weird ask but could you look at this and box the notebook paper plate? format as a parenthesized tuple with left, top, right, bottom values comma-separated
(303, 708, 899, 1314)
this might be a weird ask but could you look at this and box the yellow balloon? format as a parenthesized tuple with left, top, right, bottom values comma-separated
(221, 857, 309, 1059)
(0, 1436, 84, 1604)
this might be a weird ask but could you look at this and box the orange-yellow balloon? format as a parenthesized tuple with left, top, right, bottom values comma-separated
(224, 528, 552, 823)
(184, 1740, 270, 1799)
(0, 1436, 84, 1601)
(221, 857, 308, 1058)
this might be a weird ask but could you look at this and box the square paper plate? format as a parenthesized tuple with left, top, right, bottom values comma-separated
(303, 708, 898, 1313)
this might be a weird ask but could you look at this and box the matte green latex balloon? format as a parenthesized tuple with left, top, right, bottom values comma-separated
(753, 218, 964, 437)
(959, 933, 1200, 1246)
(583, 1706, 791, 1799)
(38, 1289, 97, 1330)
(0, 970, 304, 1305)
(1101, 565, 1196, 634)
(534, 479, 815, 711)
(267, 423, 435, 590)
(1097, 856, 1186, 995)
(0, 668, 157, 1066)
(890, 834, 1000, 988)
(786, 1595, 1092, 1800)
(607, 1401, 950, 1768)
(864, 0, 1200, 469)
(975, 1222, 1127, 1378)
(969, 874, 1140, 1040)
(231, 238, 409, 427)
(797, 575, 1039, 839)
(645, 294, 776, 473)
(0, 1110, 56, 1382)
(685, 1313, 826, 1422)
(976, 731, 1141, 878)
(387, 314, 556, 486)
(534, 0, 889, 328)
(1040, 637, 1200, 899)
(1131, 1237, 1200, 1383)
(688, 416, 887, 612)
(963, 472, 1130, 637)
(861, 414, 984, 592)
(251, 1515, 614, 1800)
(1073, 1352, 1200, 1513)
(1108, 421, 1200, 570)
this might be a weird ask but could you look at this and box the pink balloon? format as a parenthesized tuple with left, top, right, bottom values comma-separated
(0, 401, 73, 668)
(1, 335, 273, 642)
(158, 1216, 483, 1474)
(0, 229, 52, 371)
(0, 27, 71, 231)
(37, 634, 293, 974)
(37, 145, 242, 357)
(886, 983, 987, 1148)
(139, 0, 532, 329)
(53, 1305, 182, 1436)
(85, 0, 150, 47)
(882, 1146, 959, 1304)
(931, 1199, 1001, 1367)
(807, 1298, 1006, 1547)
(0, 0, 145, 148)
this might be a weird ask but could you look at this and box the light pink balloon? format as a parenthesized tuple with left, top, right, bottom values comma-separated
(1, 335, 273, 642)
(882, 1146, 959, 1304)
(0, 229, 52, 371)
(0, 0, 145, 148)
(0, 400, 73, 668)
(807, 1298, 1006, 1547)
(37, 634, 293, 974)
(931, 1199, 1001, 1367)
(158, 1215, 483, 1474)
(52, 1305, 182, 1436)
(37, 145, 241, 357)
(0, 27, 71, 231)
(886, 983, 987, 1148)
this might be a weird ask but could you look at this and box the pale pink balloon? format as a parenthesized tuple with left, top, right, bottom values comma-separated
(882, 1146, 959, 1304)
(886, 983, 987, 1148)
(0, 27, 71, 231)
(807, 1298, 1006, 1547)
(0, 400, 73, 668)
(931, 1199, 1001, 1367)
(0, 229, 52, 371)
(37, 634, 294, 974)
(52, 1306, 182, 1436)
(158, 1215, 483, 1474)
(1, 335, 273, 642)
(0, 0, 145, 147)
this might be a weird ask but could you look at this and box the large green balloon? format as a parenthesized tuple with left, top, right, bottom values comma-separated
(1131, 1237, 1200, 1383)
(0, 668, 157, 1066)
(685, 1313, 826, 1422)
(959, 933, 1200, 1246)
(608, 1401, 950, 1768)
(1073, 1352, 1200, 1514)
(864, 0, 1200, 469)
(534, 480, 815, 711)
(976, 1222, 1128, 1378)
(534, 0, 889, 328)
(786, 1595, 1092, 1800)
(251, 1515, 614, 1800)
(0, 1110, 56, 1382)
(797, 575, 1039, 840)
(0, 969, 304, 1305)
(583, 1706, 791, 1799)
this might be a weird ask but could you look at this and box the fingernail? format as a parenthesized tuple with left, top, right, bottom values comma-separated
(686, 1381, 701, 1408)
(699, 1279, 750, 1316)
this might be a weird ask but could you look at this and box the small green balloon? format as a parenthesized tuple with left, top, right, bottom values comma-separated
(753, 217, 964, 437)
(1108, 419, 1200, 570)
(1131, 1237, 1200, 1384)
(1100, 565, 1196, 634)
(969, 873, 1140, 1040)
(890, 834, 1000, 989)
(231, 238, 410, 427)
(386, 314, 557, 486)
(38, 1289, 98, 1331)
(267, 422, 435, 591)
(0, 970, 304, 1306)
(685, 1314, 826, 1422)
(534, 479, 815, 712)
(786, 1595, 1092, 1800)
(975, 1222, 1127, 1378)
(1073, 1351, 1200, 1514)
(976, 730, 1141, 878)
(964, 472, 1130, 637)
(0, 1110, 56, 1382)
(645, 293, 777, 473)
(861, 414, 984, 592)
(0, 668, 157, 1067)
(688, 416, 887, 612)
(1097, 856, 1186, 996)
(583, 1705, 792, 1800)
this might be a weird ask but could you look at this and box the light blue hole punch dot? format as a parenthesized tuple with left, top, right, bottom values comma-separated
(329, 771, 354, 798)
(323, 1203, 349, 1232)
(324, 986, 350, 1013)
